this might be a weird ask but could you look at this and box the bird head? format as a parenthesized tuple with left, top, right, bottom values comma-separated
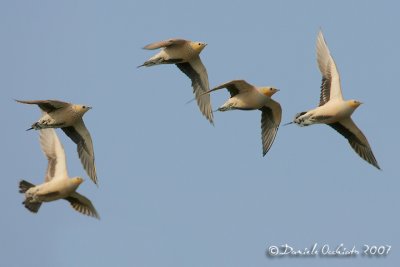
(260, 87, 279, 97)
(190, 41, 207, 53)
(71, 177, 84, 186)
(73, 104, 92, 115)
(347, 100, 363, 109)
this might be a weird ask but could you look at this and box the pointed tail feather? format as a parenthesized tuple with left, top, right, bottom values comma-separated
(283, 122, 294, 126)
(138, 57, 166, 68)
(26, 122, 40, 131)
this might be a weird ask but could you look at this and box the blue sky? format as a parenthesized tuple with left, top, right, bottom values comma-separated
(1, 0, 399, 266)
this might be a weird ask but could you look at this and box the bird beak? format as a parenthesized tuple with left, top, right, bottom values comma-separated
(88, 106, 93, 109)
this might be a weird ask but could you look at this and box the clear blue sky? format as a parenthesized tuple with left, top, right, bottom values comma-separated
(1, 1, 399, 266)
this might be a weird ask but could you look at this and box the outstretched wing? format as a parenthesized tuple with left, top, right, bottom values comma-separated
(207, 80, 255, 98)
(328, 118, 380, 169)
(176, 56, 213, 124)
(259, 99, 282, 156)
(39, 128, 68, 182)
(16, 99, 70, 113)
(65, 192, 100, 219)
(316, 31, 343, 106)
(61, 119, 98, 185)
(143, 39, 188, 50)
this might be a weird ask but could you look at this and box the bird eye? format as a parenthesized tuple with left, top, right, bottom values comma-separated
(198, 43, 201, 45)
(82, 106, 86, 108)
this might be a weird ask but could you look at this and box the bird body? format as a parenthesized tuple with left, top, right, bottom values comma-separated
(219, 88, 275, 111)
(15, 100, 90, 130)
(23, 177, 82, 203)
(290, 30, 380, 169)
(31, 106, 85, 130)
(19, 128, 99, 218)
(141, 40, 204, 67)
(294, 99, 360, 126)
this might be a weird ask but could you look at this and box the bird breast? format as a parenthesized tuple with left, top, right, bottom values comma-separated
(230, 91, 269, 110)
(165, 44, 198, 61)
(50, 108, 81, 125)
(30, 179, 78, 202)
(315, 100, 356, 120)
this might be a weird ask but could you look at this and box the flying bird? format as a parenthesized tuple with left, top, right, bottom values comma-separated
(203, 80, 281, 156)
(287, 31, 380, 169)
(16, 99, 98, 185)
(139, 38, 213, 124)
(19, 128, 99, 219)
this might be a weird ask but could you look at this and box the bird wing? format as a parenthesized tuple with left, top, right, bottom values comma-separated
(316, 30, 343, 106)
(65, 192, 100, 219)
(143, 39, 187, 50)
(259, 99, 282, 156)
(16, 99, 70, 113)
(207, 80, 255, 98)
(176, 56, 213, 124)
(39, 128, 68, 182)
(328, 118, 380, 169)
(61, 119, 98, 185)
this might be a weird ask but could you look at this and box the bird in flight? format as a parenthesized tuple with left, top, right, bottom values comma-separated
(19, 128, 99, 219)
(139, 38, 213, 124)
(287, 31, 380, 169)
(203, 79, 281, 156)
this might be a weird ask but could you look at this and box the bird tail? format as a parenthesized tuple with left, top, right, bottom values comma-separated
(19, 180, 35, 193)
(138, 57, 183, 68)
(19, 180, 42, 213)
(23, 200, 42, 213)
(283, 112, 308, 126)
(26, 122, 40, 131)
(137, 57, 164, 68)
(295, 111, 307, 120)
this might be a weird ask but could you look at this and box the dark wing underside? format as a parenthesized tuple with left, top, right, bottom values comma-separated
(328, 120, 380, 169)
(16, 99, 70, 113)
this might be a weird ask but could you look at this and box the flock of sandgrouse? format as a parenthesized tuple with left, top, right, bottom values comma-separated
(16, 30, 380, 219)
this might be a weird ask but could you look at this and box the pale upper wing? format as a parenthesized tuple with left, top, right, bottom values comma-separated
(316, 31, 343, 106)
(61, 119, 98, 185)
(176, 56, 213, 124)
(143, 39, 188, 50)
(16, 99, 70, 113)
(206, 80, 255, 98)
(39, 128, 68, 182)
(65, 192, 100, 219)
(259, 99, 282, 156)
(328, 118, 380, 169)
